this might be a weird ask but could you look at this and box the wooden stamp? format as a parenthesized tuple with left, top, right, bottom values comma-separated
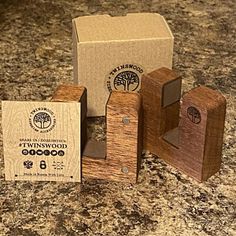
(141, 67, 226, 181)
(83, 91, 142, 183)
(2, 100, 82, 182)
(141, 67, 181, 153)
(51, 86, 142, 183)
(51, 84, 87, 152)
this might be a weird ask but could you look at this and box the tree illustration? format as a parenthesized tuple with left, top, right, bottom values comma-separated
(33, 112, 51, 129)
(114, 71, 139, 91)
(187, 107, 201, 124)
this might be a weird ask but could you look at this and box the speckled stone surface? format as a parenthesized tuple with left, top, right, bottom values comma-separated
(0, 1, 235, 235)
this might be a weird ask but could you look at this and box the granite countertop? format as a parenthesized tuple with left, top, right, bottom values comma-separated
(0, 0, 235, 235)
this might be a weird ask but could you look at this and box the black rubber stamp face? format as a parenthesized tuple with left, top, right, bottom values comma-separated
(114, 71, 139, 91)
(187, 106, 201, 124)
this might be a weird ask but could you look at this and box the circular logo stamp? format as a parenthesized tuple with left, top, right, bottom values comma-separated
(106, 63, 145, 92)
(29, 107, 56, 133)
(187, 106, 201, 124)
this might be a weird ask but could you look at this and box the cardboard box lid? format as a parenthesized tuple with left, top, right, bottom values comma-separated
(73, 13, 173, 42)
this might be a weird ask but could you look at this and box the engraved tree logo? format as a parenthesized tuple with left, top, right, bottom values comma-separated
(114, 71, 139, 91)
(33, 112, 52, 129)
(187, 107, 201, 124)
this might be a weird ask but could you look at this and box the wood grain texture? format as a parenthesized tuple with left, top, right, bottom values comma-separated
(106, 91, 142, 183)
(2, 101, 81, 182)
(140, 67, 181, 153)
(83, 91, 143, 183)
(179, 86, 226, 181)
(51, 86, 142, 183)
(141, 68, 226, 182)
(51, 84, 87, 152)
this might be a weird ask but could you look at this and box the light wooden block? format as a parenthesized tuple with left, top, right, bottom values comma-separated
(2, 101, 82, 182)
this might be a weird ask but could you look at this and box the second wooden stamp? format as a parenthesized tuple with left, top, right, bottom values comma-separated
(52, 86, 142, 183)
(141, 67, 226, 182)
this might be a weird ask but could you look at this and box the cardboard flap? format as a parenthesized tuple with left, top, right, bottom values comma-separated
(73, 13, 173, 42)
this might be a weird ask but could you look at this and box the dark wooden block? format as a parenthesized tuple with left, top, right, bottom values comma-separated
(140, 67, 181, 153)
(106, 91, 142, 183)
(141, 68, 226, 182)
(52, 85, 142, 183)
(51, 84, 87, 152)
(83, 91, 142, 183)
(179, 86, 226, 181)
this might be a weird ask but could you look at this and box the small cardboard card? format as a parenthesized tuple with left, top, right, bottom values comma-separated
(2, 101, 81, 182)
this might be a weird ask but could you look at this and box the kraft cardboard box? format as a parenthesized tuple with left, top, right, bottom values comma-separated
(72, 13, 174, 117)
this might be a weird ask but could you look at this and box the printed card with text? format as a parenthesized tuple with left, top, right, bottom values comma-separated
(2, 101, 81, 182)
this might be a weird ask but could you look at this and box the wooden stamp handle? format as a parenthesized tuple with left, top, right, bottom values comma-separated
(141, 68, 226, 182)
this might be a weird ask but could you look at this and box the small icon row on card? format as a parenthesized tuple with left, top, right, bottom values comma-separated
(23, 160, 64, 170)
(21, 149, 65, 156)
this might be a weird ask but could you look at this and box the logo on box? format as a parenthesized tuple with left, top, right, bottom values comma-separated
(106, 63, 145, 92)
